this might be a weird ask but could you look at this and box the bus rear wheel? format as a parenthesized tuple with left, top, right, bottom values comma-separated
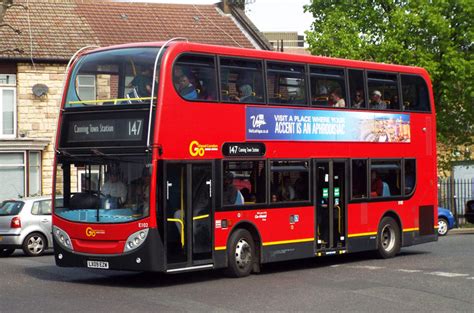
(225, 229, 255, 278)
(376, 217, 400, 259)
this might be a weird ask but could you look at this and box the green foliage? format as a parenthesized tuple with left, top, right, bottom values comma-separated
(305, 0, 473, 172)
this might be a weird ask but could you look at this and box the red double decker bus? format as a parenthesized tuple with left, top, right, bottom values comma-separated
(53, 40, 437, 276)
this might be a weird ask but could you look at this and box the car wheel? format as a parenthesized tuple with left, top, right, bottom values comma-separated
(0, 248, 15, 257)
(438, 218, 449, 236)
(225, 229, 255, 278)
(22, 233, 47, 256)
(376, 216, 401, 259)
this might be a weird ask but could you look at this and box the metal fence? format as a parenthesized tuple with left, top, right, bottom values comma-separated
(438, 178, 473, 224)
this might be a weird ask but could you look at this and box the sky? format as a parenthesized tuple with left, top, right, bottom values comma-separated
(119, 0, 314, 35)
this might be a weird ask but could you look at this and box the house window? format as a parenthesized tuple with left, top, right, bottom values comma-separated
(0, 151, 43, 201)
(76, 75, 96, 101)
(0, 153, 25, 199)
(29, 151, 41, 196)
(0, 88, 16, 137)
(0, 74, 16, 85)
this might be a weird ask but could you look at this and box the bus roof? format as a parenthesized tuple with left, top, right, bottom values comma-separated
(80, 41, 430, 78)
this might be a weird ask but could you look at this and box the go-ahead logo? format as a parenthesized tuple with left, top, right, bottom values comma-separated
(85, 227, 105, 237)
(189, 140, 218, 157)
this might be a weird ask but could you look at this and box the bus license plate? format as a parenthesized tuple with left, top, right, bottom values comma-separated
(87, 260, 109, 269)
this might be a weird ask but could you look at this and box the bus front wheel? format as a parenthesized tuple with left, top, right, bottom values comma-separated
(225, 229, 255, 278)
(376, 217, 401, 259)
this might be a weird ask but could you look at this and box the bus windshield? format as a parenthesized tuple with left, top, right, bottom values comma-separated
(55, 155, 151, 224)
(65, 47, 160, 107)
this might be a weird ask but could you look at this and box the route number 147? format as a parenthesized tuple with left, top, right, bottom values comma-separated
(128, 120, 143, 136)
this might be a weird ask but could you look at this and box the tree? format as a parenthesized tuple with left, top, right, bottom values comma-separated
(305, 0, 473, 173)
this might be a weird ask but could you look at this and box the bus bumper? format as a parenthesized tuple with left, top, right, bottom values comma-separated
(53, 228, 165, 272)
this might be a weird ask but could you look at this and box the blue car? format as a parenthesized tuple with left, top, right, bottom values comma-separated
(438, 207, 455, 236)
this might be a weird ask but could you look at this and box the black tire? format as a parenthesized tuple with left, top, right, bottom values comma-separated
(376, 217, 401, 259)
(22, 233, 47, 256)
(437, 217, 449, 236)
(0, 248, 15, 257)
(225, 229, 255, 278)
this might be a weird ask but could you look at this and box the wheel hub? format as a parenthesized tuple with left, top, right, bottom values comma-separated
(381, 225, 395, 252)
(28, 237, 44, 254)
(235, 239, 251, 269)
(438, 220, 447, 235)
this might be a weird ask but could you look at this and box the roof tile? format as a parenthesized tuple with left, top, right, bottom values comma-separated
(0, 0, 257, 61)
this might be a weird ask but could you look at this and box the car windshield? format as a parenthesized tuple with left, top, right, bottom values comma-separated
(0, 201, 24, 216)
(65, 47, 161, 107)
(54, 154, 151, 224)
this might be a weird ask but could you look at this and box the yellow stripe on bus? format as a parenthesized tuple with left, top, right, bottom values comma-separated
(349, 228, 420, 238)
(215, 238, 314, 251)
(217, 227, 425, 251)
(262, 238, 314, 246)
(348, 232, 377, 238)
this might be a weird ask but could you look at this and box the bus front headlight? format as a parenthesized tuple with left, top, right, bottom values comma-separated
(124, 229, 149, 253)
(53, 226, 74, 251)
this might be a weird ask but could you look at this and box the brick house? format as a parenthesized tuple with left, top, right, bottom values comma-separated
(0, 0, 271, 200)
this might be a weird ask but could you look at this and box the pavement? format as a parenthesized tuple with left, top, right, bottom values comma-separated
(449, 227, 474, 234)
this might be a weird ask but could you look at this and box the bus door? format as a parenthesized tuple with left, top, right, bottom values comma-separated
(164, 162, 214, 269)
(314, 160, 347, 251)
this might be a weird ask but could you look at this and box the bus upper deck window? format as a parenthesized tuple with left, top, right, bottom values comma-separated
(65, 47, 160, 107)
(173, 54, 217, 102)
(367, 72, 399, 111)
(219, 57, 264, 104)
(348, 69, 366, 109)
(310, 67, 346, 108)
(401, 75, 430, 112)
(267, 62, 307, 106)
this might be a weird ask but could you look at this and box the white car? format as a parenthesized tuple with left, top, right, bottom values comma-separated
(0, 196, 60, 257)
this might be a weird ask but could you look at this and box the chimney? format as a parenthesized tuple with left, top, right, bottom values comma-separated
(221, 0, 245, 14)
(221, 0, 232, 14)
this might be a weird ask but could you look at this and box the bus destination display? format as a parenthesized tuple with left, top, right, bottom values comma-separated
(222, 142, 266, 157)
(67, 118, 144, 143)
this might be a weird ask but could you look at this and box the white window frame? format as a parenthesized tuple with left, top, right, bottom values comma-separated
(76, 75, 96, 101)
(0, 74, 16, 85)
(28, 151, 42, 197)
(0, 87, 17, 138)
(0, 151, 27, 198)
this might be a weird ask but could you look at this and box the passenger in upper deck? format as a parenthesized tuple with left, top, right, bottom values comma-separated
(370, 90, 387, 110)
(352, 90, 364, 108)
(128, 68, 153, 98)
(231, 84, 255, 103)
(177, 74, 198, 100)
(329, 88, 345, 107)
